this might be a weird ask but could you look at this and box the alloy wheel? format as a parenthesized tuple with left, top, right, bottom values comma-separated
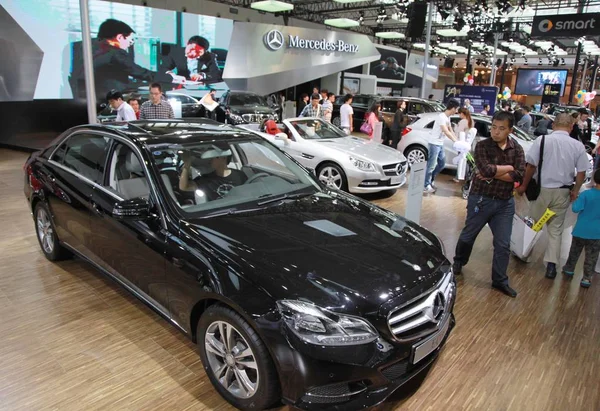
(36, 208, 54, 254)
(318, 166, 343, 189)
(406, 148, 426, 165)
(205, 321, 259, 399)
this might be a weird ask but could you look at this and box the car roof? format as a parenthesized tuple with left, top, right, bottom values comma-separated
(68, 120, 261, 146)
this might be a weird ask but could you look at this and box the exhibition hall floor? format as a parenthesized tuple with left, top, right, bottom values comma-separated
(1, 148, 598, 411)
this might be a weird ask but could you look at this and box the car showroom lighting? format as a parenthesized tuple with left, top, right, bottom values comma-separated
(524, 57, 528, 65)
(332, 0, 366, 3)
(375, 31, 406, 39)
(324, 18, 361, 28)
(538, 58, 543, 65)
(250, 0, 293, 13)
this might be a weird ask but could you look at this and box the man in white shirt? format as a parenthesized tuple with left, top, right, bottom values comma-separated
(339, 94, 354, 135)
(464, 98, 474, 113)
(106, 90, 137, 122)
(516, 113, 590, 278)
(424, 99, 460, 193)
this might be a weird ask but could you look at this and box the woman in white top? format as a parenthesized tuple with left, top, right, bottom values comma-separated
(453, 107, 474, 182)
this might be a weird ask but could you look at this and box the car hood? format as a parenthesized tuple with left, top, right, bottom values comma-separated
(229, 105, 275, 114)
(183, 191, 447, 315)
(315, 136, 407, 165)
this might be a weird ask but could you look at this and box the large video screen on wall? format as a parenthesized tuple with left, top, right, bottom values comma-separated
(0, 0, 233, 102)
(515, 69, 568, 96)
(369, 46, 407, 84)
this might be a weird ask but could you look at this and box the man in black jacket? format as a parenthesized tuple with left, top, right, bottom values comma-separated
(578, 108, 592, 144)
(160, 36, 222, 83)
(70, 19, 157, 101)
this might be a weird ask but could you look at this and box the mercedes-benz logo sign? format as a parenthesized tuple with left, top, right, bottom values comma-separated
(264, 29, 284, 51)
(538, 19, 553, 33)
(432, 292, 445, 320)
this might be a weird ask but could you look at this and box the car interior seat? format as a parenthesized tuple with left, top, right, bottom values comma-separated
(77, 141, 106, 182)
(117, 151, 150, 200)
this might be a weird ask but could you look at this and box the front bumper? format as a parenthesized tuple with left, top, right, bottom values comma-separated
(281, 313, 455, 410)
(348, 172, 407, 193)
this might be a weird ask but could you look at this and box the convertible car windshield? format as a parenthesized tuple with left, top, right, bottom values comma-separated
(150, 139, 319, 215)
(290, 119, 347, 140)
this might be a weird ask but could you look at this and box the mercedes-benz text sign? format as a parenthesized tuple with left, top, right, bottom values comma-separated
(263, 30, 359, 53)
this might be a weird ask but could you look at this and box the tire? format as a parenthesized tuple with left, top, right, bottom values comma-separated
(404, 145, 428, 167)
(317, 162, 348, 191)
(198, 305, 280, 411)
(34, 202, 71, 261)
(332, 116, 341, 127)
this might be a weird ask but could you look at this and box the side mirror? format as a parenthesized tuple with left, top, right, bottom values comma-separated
(112, 197, 151, 221)
(274, 132, 290, 144)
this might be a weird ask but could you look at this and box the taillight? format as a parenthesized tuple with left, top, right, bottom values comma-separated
(402, 127, 412, 136)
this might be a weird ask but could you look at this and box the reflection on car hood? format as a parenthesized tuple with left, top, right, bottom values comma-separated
(316, 136, 407, 165)
(184, 191, 446, 315)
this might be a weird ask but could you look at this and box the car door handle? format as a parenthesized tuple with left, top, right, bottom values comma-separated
(172, 257, 185, 268)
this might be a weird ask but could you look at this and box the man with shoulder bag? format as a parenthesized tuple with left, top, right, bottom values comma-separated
(516, 113, 590, 279)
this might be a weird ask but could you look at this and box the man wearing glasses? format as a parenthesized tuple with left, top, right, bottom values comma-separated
(140, 83, 175, 120)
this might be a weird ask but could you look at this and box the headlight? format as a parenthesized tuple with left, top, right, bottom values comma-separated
(229, 113, 244, 124)
(350, 156, 375, 172)
(277, 300, 379, 346)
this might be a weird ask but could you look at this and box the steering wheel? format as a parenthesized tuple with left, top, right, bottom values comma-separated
(245, 172, 271, 184)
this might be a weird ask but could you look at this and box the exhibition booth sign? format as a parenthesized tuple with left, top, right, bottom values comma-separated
(223, 22, 380, 95)
(531, 13, 600, 38)
(443, 85, 498, 114)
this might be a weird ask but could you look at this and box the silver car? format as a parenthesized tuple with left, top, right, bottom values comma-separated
(243, 118, 407, 193)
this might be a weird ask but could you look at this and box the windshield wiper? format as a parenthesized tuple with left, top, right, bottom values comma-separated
(257, 192, 312, 206)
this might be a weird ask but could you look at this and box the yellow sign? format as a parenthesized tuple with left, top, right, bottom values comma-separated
(532, 208, 556, 232)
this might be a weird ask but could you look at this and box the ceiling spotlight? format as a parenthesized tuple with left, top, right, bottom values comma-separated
(538, 58, 543, 66)
(358, 11, 364, 25)
(524, 58, 528, 66)
(561, 58, 566, 65)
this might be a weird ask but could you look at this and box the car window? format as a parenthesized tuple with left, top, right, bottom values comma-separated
(381, 100, 397, 113)
(353, 96, 370, 107)
(106, 142, 150, 200)
(169, 95, 193, 104)
(474, 121, 490, 138)
(51, 133, 109, 183)
(230, 93, 268, 106)
(424, 121, 435, 129)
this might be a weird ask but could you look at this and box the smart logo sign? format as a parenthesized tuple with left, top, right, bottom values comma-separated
(532, 13, 600, 38)
(263, 29, 359, 53)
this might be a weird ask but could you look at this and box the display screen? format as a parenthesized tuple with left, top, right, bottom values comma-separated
(515, 69, 568, 96)
(0, 0, 233, 102)
(369, 46, 407, 84)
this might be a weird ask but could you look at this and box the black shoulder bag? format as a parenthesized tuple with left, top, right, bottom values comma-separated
(525, 135, 545, 202)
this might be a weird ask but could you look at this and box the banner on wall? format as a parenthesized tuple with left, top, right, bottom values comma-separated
(443, 85, 498, 115)
(541, 83, 561, 105)
(0, 0, 233, 102)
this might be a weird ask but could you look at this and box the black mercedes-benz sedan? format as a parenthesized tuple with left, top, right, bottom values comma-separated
(23, 119, 455, 410)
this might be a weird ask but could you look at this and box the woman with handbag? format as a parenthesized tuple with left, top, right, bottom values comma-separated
(361, 102, 381, 140)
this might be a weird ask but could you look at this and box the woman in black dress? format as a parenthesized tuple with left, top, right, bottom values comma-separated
(388, 100, 407, 149)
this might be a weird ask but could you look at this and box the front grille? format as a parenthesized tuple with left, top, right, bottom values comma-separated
(242, 113, 274, 123)
(387, 272, 454, 342)
(382, 161, 407, 176)
(301, 382, 367, 404)
(380, 360, 409, 381)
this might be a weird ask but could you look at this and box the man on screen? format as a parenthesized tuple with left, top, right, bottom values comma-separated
(70, 19, 157, 100)
(160, 36, 222, 83)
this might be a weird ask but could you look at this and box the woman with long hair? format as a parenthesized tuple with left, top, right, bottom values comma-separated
(453, 108, 475, 183)
(388, 100, 407, 148)
(570, 112, 581, 141)
(363, 102, 381, 139)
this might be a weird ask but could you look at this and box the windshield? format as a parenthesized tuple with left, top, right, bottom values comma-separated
(512, 125, 535, 141)
(229, 93, 268, 107)
(289, 119, 347, 140)
(431, 102, 446, 111)
(150, 138, 320, 216)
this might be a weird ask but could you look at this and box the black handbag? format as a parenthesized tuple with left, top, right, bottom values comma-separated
(525, 135, 545, 202)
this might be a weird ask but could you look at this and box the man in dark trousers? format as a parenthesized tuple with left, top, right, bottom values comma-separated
(453, 111, 525, 298)
(160, 36, 222, 83)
